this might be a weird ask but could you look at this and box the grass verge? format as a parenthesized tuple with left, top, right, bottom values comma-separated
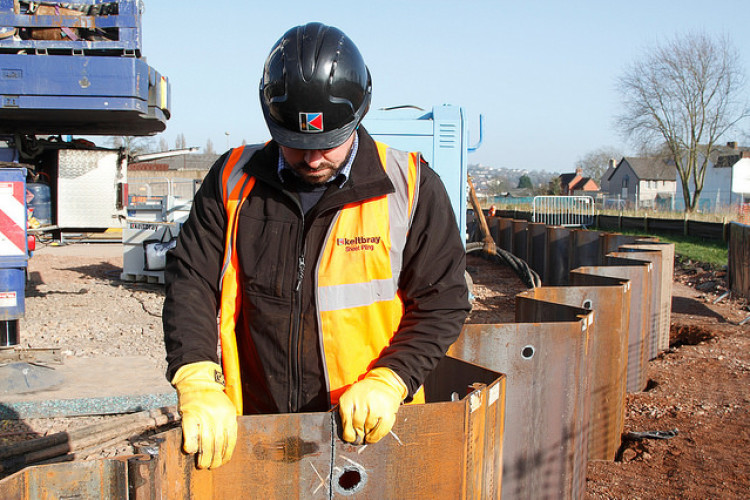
(610, 230, 728, 268)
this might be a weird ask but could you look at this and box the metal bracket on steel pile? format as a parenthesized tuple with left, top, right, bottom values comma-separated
(0, 356, 506, 500)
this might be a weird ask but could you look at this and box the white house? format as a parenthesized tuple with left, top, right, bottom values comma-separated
(603, 157, 677, 209)
(674, 142, 750, 211)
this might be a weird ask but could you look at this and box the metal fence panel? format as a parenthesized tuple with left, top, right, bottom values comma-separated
(532, 196, 594, 227)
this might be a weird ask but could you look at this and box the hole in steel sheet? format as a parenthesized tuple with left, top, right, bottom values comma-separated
(521, 345, 535, 359)
(339, 469, 361, 490)
(582, 299, 593, 310)
(334, 465, 367, 495)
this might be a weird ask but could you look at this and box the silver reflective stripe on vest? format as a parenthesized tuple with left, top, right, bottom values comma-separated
(219, 146, 260, 287)
(317, 148, 419, 311)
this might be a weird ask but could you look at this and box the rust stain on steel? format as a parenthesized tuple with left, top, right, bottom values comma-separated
(547, 273, 631, 461)
(610, 251, 663, 362)
(589, 259, 652, 393)
(252, 436, 320, 463)
(621, 242, 675, 355)
(125, 356, 506, 500)
(450, 302, 592, 500)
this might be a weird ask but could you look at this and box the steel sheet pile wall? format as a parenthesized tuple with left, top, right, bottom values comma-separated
(457, 216, 673, 499)
(729, 222, 750, 299)
(0, 357, 506, 500)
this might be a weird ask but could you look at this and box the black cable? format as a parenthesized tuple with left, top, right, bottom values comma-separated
(466, 242, 541, 289)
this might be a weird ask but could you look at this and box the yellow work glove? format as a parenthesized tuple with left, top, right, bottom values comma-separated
(171, 361, 238, 469)
(338, 367, 408, 445)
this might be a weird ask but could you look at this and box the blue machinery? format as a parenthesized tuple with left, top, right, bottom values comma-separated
(364, 105, 482, 240)
(0, 1, 169, 343)
(0, 0, 169, 135)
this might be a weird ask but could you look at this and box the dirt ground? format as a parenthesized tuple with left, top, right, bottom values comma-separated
(585, 265, 750, 499)
(2, 242, 748, 497)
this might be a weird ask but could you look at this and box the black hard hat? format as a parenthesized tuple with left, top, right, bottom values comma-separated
(259, 22, 372, 149)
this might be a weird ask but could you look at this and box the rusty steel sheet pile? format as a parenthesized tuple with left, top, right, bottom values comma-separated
(450, 304, 592, 499)
(0, 357, 506, 500)
(619, 243, 675, 355)
(522, 281, 630, 461)
(567, 271, 631, 460)
(601, 255, 654, 392)
(0, 459, 129, 499)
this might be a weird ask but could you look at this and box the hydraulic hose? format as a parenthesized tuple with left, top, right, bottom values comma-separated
(466, 241, 542, 289)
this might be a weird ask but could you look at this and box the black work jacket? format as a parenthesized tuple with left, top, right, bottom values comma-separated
(163, 128, 470, 414)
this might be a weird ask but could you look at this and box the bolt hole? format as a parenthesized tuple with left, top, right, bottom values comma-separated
(521, 345, 535, 359)
(338, 468, 362, 491)
(582, 299, 593, 310)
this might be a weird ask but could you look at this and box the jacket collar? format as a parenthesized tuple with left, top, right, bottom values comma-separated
(244, 127, 395, 210)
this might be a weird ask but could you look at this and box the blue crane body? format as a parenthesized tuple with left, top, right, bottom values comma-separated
(0, 0, 170, 346)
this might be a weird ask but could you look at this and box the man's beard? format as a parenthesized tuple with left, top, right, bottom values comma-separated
(289, 160, 342, 187)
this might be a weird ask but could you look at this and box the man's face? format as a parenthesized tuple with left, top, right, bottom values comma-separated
(279, 133, 355, 185)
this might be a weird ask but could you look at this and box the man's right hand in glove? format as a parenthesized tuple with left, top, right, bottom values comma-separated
(171, 361, 238, 469)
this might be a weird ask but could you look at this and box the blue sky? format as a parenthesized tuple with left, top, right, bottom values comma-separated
(141, 1, 750, 172)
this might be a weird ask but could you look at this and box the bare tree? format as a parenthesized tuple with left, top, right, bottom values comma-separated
(107, 136, 156, 156)
(616, 32, 750, 212)
(204, 138, 215, 154)
(577, 146, 623, 183)
(175, 133, 187, 150)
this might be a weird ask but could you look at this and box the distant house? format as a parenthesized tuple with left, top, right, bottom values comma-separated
(674, 142, 750, 211)
(605, 157, 677, 209)
(559, 167, 599, 195)
(599, 159, 618, 193)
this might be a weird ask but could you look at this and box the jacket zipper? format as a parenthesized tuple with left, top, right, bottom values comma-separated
(288, 202, 306, 413)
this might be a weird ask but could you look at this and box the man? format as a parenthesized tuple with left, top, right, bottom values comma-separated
(163, 22, 470, 470)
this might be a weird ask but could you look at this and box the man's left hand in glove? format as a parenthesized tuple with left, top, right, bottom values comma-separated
(338, 367, 408, 445)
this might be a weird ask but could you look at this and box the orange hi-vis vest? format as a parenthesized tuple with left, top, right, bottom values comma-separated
(217, 142, 421, 414)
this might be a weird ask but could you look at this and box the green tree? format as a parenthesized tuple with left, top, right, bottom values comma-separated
(517, 174, 533, 189)
(617, 32, 750, 212)
(547, 176, 562, 195)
